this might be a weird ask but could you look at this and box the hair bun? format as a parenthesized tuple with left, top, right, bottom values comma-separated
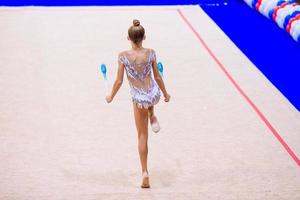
(133, 19, 140, 26)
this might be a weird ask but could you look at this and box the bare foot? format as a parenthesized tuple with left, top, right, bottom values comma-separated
(141, 171, 150, 188)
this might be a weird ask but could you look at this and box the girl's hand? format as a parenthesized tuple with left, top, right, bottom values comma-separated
(105, 95, 113, 103)
(164, 93, 171, 102)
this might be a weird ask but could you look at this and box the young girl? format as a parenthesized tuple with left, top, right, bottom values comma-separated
(105, 19, 170, 188)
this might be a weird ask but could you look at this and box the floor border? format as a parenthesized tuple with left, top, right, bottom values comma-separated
(176, 8, 300, 167)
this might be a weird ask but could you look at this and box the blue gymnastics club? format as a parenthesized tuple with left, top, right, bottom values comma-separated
(101, 64, 107, 80)
(157, 62, 164, 78)
(100, 63, 109, 92)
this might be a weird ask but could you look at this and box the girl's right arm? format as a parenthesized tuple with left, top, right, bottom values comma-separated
(151, 50, 170, 102)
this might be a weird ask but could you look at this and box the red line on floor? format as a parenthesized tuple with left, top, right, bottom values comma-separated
(177, 8, 300, 167)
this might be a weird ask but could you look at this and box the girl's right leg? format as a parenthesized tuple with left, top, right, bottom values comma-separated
(148, 106, 160, 133)
(148, 106, 154, 118)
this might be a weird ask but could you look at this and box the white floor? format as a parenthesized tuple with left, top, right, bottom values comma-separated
(0, 5, 299, 200)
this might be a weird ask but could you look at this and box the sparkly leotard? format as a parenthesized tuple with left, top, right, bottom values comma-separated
(118, 48, 161, 109)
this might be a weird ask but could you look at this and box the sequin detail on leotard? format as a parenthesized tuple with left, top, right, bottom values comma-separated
(118, 49, 161, 109)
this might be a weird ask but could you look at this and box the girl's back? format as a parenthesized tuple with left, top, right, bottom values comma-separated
(120, 48, 154, 67)
(118, 48, 160, 109)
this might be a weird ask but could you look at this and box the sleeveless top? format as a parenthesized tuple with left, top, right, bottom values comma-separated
(118, 48, 161, 109)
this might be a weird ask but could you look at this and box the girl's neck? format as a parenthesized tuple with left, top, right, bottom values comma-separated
(131, 42, 143, 50)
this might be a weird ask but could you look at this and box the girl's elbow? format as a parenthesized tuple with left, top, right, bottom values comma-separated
(154, 76, 162, 81)
(115, 80, 123, 86)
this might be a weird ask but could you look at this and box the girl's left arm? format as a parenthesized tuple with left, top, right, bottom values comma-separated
(106, 55, 124, 103)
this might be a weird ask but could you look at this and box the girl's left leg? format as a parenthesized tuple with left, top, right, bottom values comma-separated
(133, 103, 150, 188)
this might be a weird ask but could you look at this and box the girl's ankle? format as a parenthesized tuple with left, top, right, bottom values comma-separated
(142, 170, 149, 175)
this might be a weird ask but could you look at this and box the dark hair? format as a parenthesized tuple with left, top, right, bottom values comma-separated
(128, 19, 145, 44)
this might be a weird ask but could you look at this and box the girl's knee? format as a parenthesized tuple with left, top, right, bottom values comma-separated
(138, 131, 148, 139)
